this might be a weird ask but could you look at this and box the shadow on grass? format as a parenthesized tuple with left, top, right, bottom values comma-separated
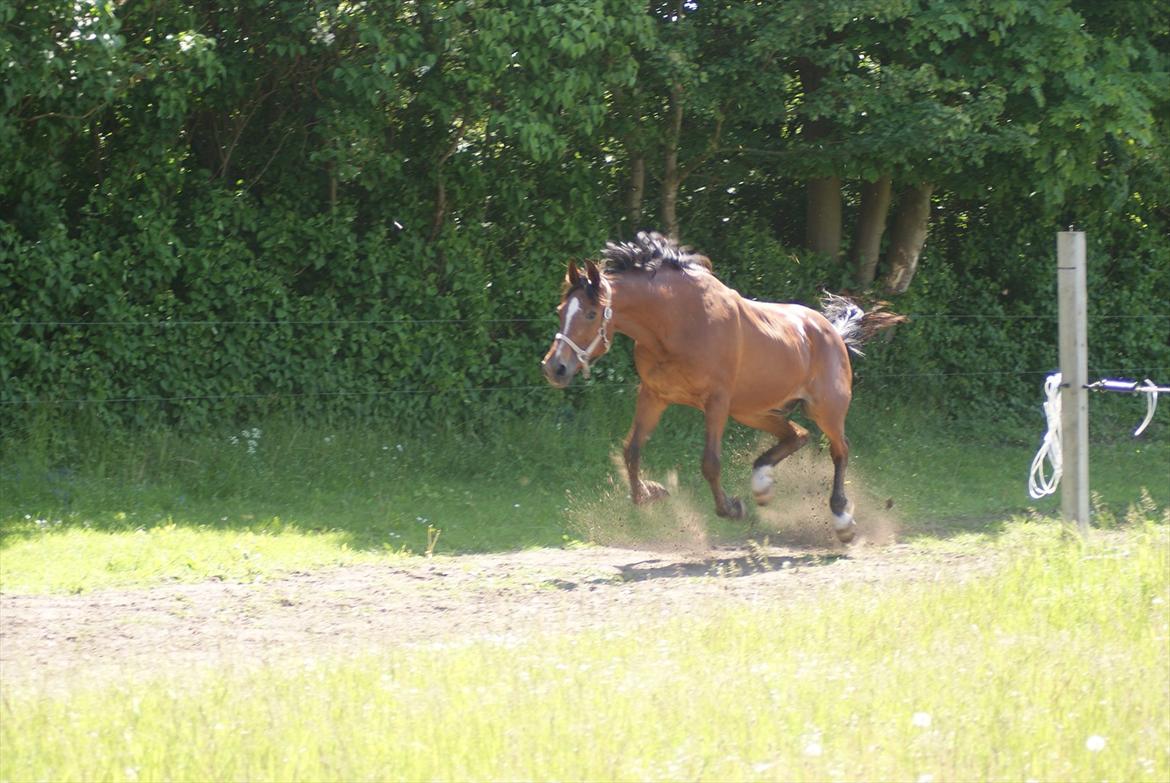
(2, 409, 1166, 557)
(0, 411, 631, 554)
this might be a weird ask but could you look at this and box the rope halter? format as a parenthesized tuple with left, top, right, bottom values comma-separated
(553, 284, 613, 380)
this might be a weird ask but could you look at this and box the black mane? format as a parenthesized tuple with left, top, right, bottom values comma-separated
(600, 231, 712, 275)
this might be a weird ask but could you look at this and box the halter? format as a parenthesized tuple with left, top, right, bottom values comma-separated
(553, 286, 614, 380)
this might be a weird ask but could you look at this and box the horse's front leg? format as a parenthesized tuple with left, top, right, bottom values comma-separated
(701, 397, 745, 519)
(625, 386, 669, 505)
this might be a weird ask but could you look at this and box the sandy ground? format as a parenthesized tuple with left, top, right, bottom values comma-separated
(0, 537, 997, 690)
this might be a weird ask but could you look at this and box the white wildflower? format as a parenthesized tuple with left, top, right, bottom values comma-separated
(1085, 735, 1106, 752)
(912, 712, 932, 729)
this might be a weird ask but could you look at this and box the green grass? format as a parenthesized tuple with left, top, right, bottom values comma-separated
(2, 406, 1167, 781)
(847, 408, 1170, 529)
(1, 401, 1167, 592)
(3, 521, 1166, 782)
(1, 415, 592, 592)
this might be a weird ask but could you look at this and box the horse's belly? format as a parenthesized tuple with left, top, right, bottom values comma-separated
(635, 356, 711, 408)
(726, 346, 809, 409)
(729, 377, 807, 415)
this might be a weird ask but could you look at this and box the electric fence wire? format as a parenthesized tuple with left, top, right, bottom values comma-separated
(4, 368, 1168, 407)
(2, 311, 1166, 407)
(6, 313, 1168, 329)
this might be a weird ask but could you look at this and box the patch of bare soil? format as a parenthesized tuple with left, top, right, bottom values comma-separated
(0, 539, 997, 689)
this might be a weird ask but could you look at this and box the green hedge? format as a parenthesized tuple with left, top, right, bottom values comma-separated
(5, 194, 1165, 434)
(2, 1, 1166, 434)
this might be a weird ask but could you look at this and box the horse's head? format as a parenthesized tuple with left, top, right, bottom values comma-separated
(541, 259, 613, 388)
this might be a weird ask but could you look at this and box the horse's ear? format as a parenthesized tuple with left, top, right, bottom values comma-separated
(566, 260, 581, 288)
(585, 259, 602, 292)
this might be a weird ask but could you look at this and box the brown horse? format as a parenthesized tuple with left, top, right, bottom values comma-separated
(540, 232, 904, 543)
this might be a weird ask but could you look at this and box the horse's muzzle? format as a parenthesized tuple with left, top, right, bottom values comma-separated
(541, 356, 574, 388)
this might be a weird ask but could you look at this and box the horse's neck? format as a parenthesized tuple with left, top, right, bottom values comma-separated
(608, 273, 688, 348)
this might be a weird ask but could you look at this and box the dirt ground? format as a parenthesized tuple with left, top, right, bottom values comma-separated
(0, 536, 998, 690)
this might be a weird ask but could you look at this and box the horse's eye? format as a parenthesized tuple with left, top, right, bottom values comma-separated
(586, 311, 597, 320)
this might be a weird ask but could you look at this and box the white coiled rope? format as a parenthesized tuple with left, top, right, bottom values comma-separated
(1029, 373, 1164, 499)
(1028, 373, 1063, 499)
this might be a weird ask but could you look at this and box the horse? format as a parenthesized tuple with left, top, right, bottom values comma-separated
(540, 231, 905, 543)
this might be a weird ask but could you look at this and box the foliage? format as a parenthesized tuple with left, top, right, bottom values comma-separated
(0, 0, 1166, 430)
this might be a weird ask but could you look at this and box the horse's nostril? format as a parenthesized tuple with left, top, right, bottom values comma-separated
(556, 364, 567, 377)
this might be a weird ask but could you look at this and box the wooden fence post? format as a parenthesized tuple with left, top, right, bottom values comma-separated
(1057, 231, 1090, 533)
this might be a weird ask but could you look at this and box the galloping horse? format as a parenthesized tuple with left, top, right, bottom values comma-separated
(540, 232, 905, 543)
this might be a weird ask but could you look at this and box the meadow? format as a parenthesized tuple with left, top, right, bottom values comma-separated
(1, 398, 1168, 782)
(2, 522, 1167, 782)
(2, 395, 1166, 592)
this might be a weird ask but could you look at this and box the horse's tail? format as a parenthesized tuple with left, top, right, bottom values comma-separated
(821, 292, 908, 356)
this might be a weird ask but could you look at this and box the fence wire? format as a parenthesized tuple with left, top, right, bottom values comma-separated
(5, 313, 1167, 329)
(6, 370, 1169, 407)
(3, 311, 1166, 407)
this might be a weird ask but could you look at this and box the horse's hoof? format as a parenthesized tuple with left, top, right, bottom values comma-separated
(718, 497, 746, 520)
(634, 481, 670, 505)
(833, 510, 857, 544)
(751, 468, 775, 506)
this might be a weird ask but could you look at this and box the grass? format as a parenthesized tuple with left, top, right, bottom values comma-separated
(1, 404, 1167, 781)
(2, 520, 1166, 782)
(1, 400, 1167, 592)
(847, 407, 1170, 528)
(0, 415, 590, 592)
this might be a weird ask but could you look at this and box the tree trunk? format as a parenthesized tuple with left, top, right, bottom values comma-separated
(795, 56, 842, 260)
(882, 182, 935, 295)
(429, 124, 466, 242)
(661, 84, 684, 241)
(661, 170, 680, 241)
(659, 81, 723, 242)
(852, 174, 892, 286)
(625, 154, 645, 234)
(805, 176, 842, 259)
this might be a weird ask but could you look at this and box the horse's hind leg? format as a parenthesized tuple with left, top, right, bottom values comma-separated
(734, 413, 810, 506)
(805, 399, 856, 544)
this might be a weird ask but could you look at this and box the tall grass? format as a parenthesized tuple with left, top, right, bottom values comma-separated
(3, 521, 1166, 782)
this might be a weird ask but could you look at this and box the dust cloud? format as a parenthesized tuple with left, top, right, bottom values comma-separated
(750, 447, 901, 548)
(565, 441, 901, 551)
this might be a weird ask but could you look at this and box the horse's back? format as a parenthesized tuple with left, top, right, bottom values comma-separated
(629, 270, 851, 414)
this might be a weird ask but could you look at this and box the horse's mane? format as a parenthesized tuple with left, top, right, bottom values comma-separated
(600, 231, 712, 275)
